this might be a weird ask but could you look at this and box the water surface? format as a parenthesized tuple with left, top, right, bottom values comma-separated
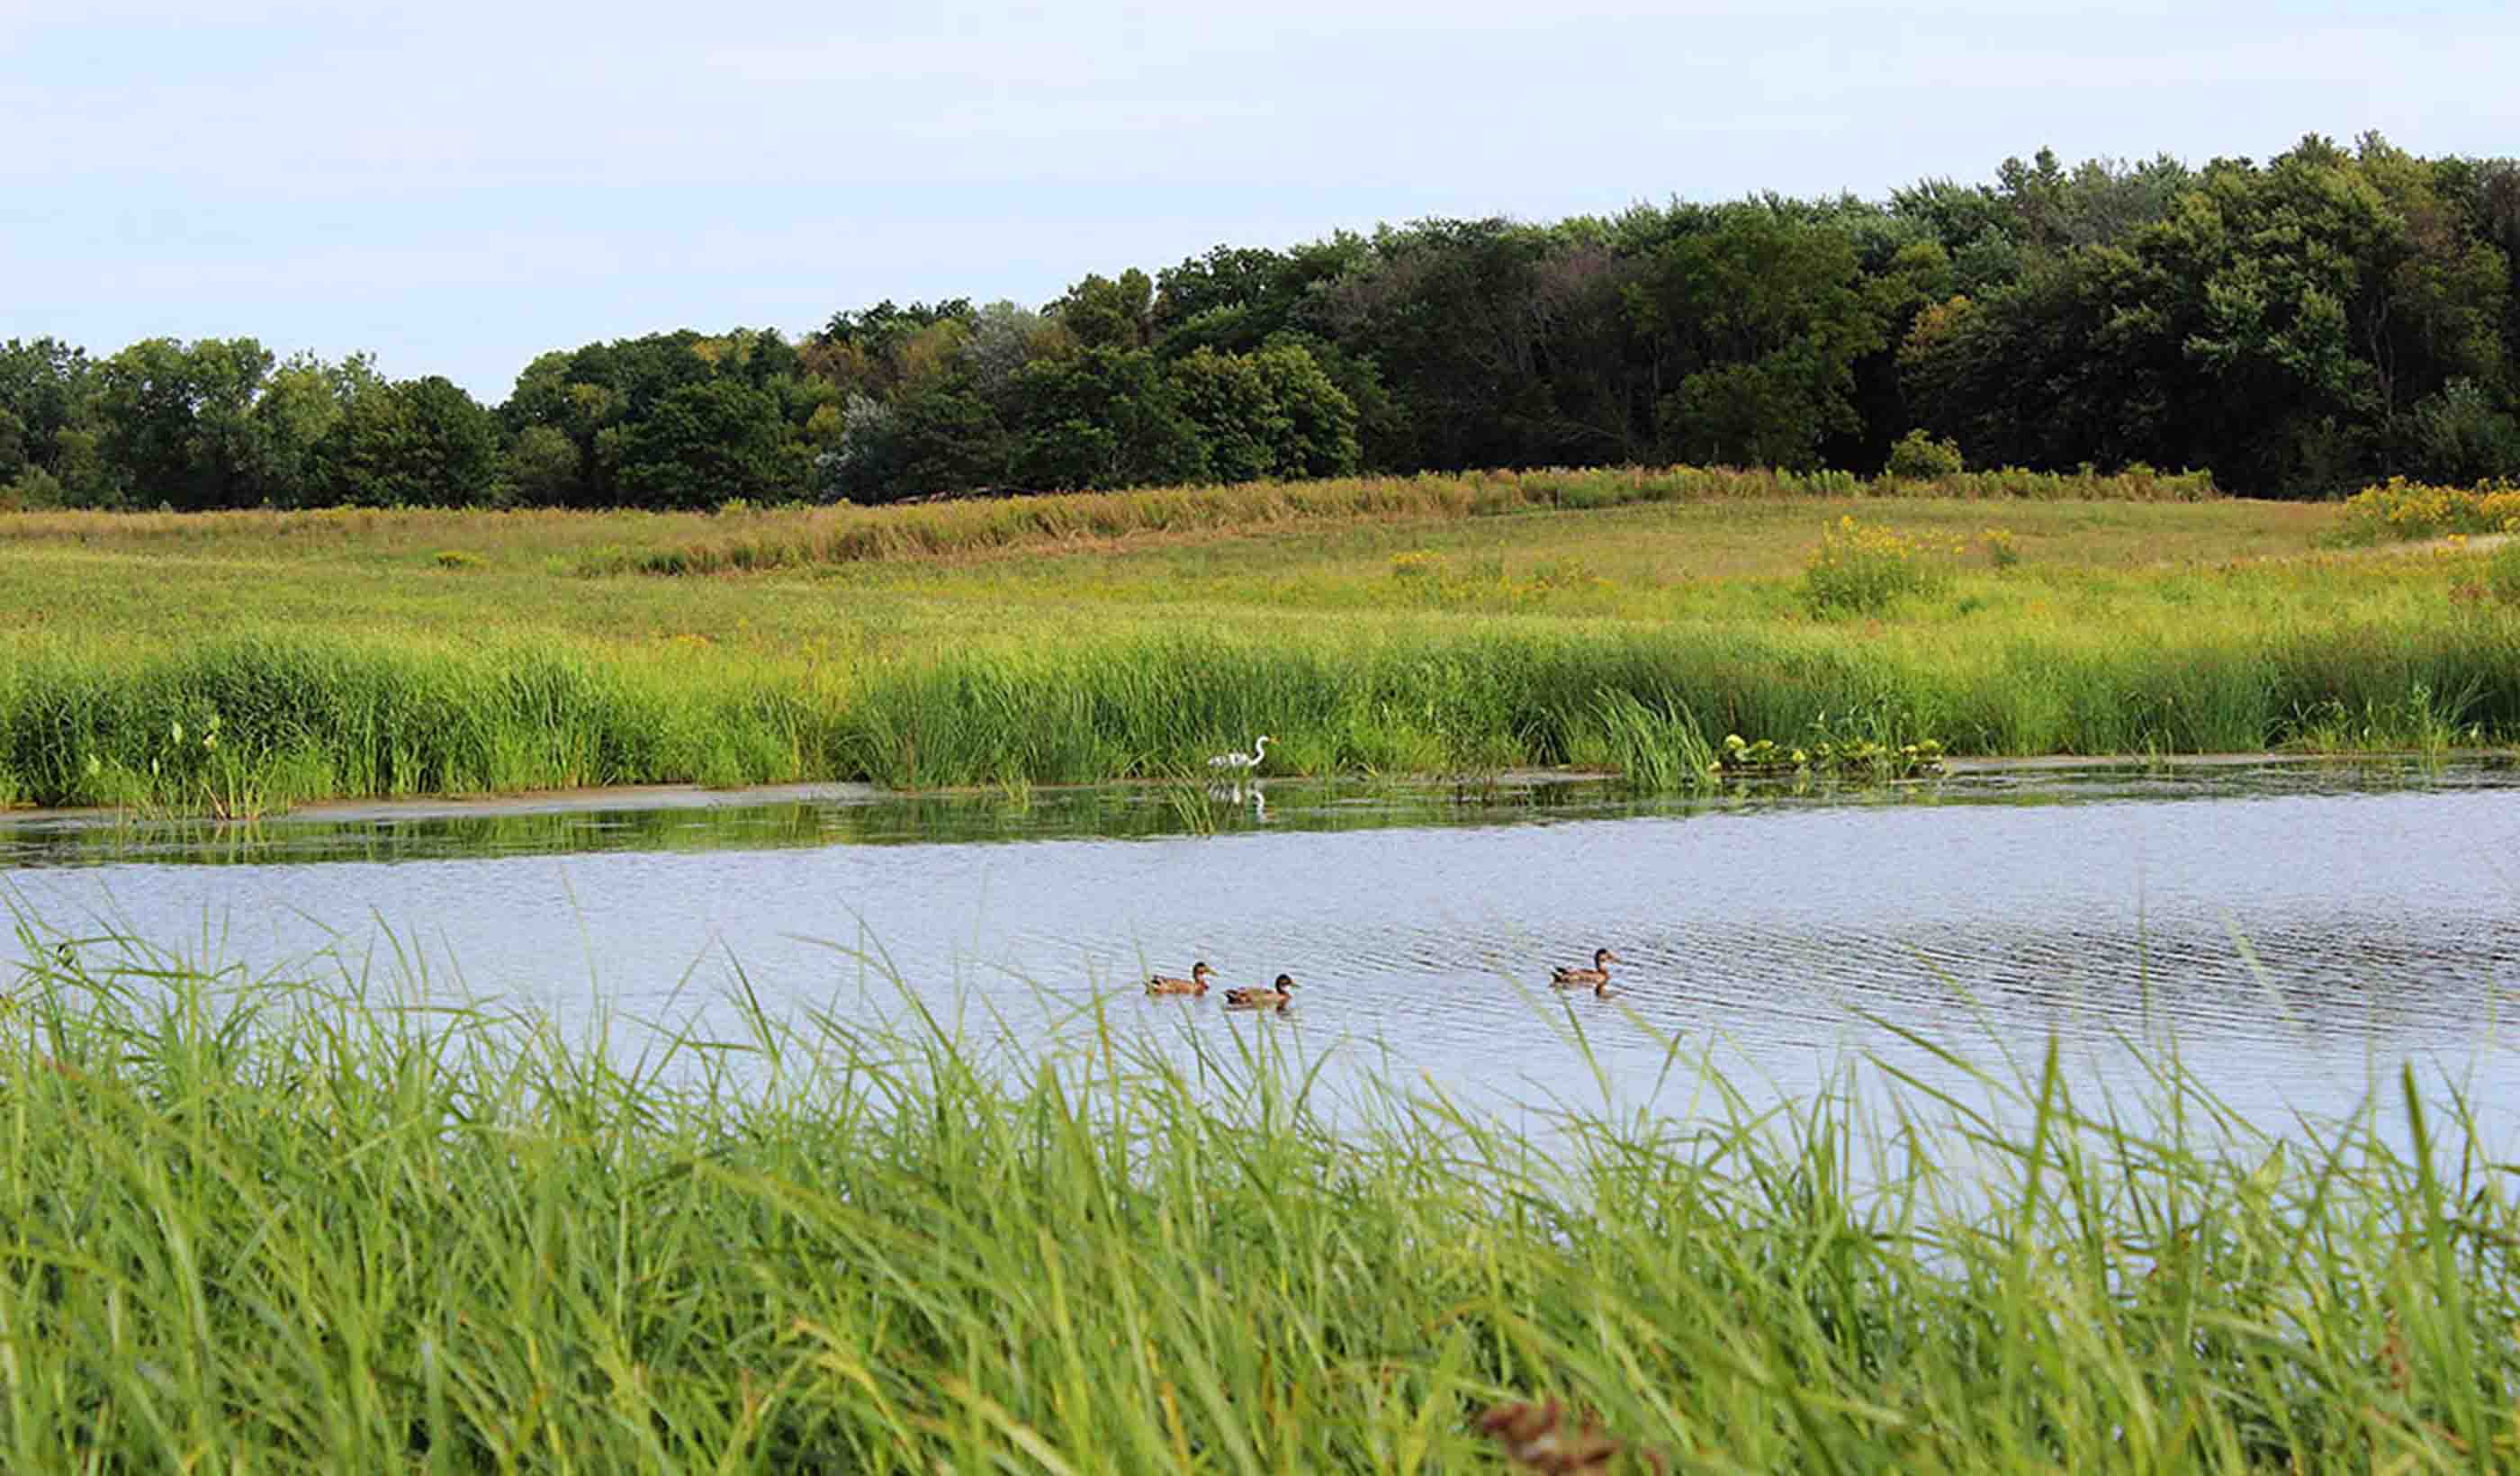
(6, 759, 2517, 1148)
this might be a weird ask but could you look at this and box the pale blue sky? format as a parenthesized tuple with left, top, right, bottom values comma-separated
(7, 1, 2516, 402)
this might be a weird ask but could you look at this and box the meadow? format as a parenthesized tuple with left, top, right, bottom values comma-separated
(1, 936, 2511, 1472)
(4, 465, 2516, 812)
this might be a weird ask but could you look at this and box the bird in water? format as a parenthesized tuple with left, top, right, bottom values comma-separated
(1208, 735, 1272, 777)
(1146, 961, 1214, 996)
(1550, 947, 1623, 996)
(1224, 974, 1297, 1011)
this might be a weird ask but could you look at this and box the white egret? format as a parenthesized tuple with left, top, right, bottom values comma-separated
(1209, 734, 1271, 776)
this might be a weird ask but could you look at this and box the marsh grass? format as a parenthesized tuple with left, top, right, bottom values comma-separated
(1570, 688, 1720, 791)
(0, 634, 829, 810)
(2489, 539, 2520, 607)
(2277, 680, 2487, 755)
(2, 923, 2515, 1472)
(5, 488, 2517, 813)
(4, 616, 2519, 810)
(572, 464, 2221, 578)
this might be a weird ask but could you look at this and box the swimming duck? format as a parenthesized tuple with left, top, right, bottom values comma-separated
(1223, 974, 1296, 1010)
(1146, 961, 1214, 996)
(1550, 948, 1622, 994)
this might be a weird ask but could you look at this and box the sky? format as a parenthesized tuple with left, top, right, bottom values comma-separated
(7, 0, 2518, 402)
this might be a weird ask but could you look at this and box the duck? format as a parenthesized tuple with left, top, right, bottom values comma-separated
(1223, 973, 1296, 1010)
(1550, 947, 1623, 994)
(1146, 961, 1214, 996)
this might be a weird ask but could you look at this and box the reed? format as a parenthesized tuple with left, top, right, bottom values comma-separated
(576, 463, 2222, 578)
(0, 634, 832, 812)
(5, 611, 2518, 808)
(0, 928, 2510, 1471)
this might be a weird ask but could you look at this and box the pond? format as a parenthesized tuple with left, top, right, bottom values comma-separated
(6, 758, 2518, 1150)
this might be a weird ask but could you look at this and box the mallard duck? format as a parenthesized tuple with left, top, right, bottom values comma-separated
(1550, 948, 1622, 994)
(1146, 961, 1214, 996)
(1224, 973, 1296, 1010)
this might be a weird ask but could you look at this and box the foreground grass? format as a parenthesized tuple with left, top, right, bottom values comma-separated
(3, 477, 2516, 811)
(2, 932, 2514, 1471)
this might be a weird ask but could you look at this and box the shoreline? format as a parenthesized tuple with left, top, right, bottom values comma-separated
(4, 748, 2507, 831)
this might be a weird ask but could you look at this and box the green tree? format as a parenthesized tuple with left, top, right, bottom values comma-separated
(1149, 241, 1366, 358)
(1167, 348, 1285, 482)
(503, 329, 832, 506)
(959, 302, 1074, 406)
(1162, 341, 1362, 483)
(0, 338, 98, 490)
(608, 379, 793, 508)
(1898, 247, 2167, 472)
(320, 374, 499, 506)
(819, 381, 1012, 503)
(1636, 208, 1884, 468)
(886, 382, 1012, 499)
(501, 424, 583, 508)
(1310, 218, 1562, 471)
(1010, 347, 1207, 490)
(250, 353, 358, 508)
(1053, 270, 1156, 349)
(1249, 344, 1360, 477)
(92, 337, 277, 508)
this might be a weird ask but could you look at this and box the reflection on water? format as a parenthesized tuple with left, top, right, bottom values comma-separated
(5, 758, 2519, 1146)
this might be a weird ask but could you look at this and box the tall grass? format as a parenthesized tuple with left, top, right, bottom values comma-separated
(0, 634, 829, 812)
(4, 615, 2517, 808)
(2, 930, 2512, 1471)
(834, 621, 2520, 787)
(581, 463, 2222, 578)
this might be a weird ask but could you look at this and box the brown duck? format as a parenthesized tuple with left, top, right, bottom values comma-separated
(1146, 961, 1214, 996)
(1550, 948, 1623, 995)
(1223, 974, 1297, 1010)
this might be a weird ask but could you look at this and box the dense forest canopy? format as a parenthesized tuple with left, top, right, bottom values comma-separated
(6, 134, 2517, 512)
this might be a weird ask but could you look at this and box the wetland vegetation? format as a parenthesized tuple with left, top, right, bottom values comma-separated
(4, 469, 2518, 813)
(2, 940, 2513, 1472)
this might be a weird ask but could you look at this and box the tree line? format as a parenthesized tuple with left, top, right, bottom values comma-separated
(6, 133, 2516, 513)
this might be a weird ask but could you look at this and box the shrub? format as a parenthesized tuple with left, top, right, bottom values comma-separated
(1885, 428, 1965, 480)
(2326, 476, 2520, 545)
(4, 464, 68, 511)
(2402, 378, 2520, 485)
(1801, 516, 1945, 615)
